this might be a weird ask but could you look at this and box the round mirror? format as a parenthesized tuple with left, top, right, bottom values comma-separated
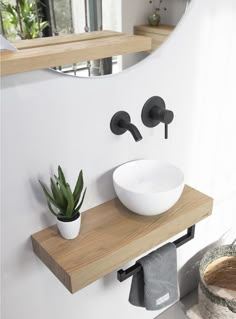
(0, 0, 191, 77)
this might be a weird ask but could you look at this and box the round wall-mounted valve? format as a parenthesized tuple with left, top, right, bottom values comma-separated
(110, 111, 131, 135)
(141, 96, 174, 139)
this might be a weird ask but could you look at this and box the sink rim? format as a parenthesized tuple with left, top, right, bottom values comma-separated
(113, 159, 184, 195)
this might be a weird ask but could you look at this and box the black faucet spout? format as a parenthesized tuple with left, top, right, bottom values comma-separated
(119, 120, 143, 142)
(110, 111, 143, 142)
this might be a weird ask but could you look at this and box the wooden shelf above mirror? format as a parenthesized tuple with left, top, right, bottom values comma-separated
(134, 24, 175, 52)
(31, 185, 213, 294)
(0, 30, 152, 76)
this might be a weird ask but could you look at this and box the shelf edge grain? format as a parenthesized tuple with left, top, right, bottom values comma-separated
(0, 32, 152, 76)
(31, 185, 213, 293)
(32, 233, 73, 292)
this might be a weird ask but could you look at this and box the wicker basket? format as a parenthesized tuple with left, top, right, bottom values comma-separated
(198, 240, 236, 319)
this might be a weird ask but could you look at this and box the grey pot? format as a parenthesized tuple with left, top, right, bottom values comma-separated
(199, 241, 236, 317)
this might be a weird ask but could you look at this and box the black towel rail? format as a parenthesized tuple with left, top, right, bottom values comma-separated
(117, 225, 196, 282)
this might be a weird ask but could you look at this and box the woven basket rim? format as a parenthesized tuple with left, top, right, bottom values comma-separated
(199, 244, 236, 313)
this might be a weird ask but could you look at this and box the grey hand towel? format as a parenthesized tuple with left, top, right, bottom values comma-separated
(129, 243, 179, 311)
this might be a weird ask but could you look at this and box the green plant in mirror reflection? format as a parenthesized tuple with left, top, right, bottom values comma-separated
(0, 0, 48, 40)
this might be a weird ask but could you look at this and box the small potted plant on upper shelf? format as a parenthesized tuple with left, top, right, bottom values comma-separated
(148, 0, 167, 26)
(39, 166, 86, 240)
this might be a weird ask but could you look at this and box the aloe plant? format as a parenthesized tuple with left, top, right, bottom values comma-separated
(39, 166, 86, 221)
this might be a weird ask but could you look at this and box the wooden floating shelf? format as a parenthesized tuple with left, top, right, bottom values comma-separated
(0, 30, 152, 76)
(134, 24, 175, 52)
(31, 185, 213, 293)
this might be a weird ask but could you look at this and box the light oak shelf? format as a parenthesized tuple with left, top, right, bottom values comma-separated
(31, 185, 213, 293)
(0, 30, 152, 76)
(134, 24, 175, 52)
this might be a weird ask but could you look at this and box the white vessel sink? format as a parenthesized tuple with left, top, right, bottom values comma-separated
(113, 160, 184, 216)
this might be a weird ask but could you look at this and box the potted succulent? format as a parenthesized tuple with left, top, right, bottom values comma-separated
(39, 166, 86, 240)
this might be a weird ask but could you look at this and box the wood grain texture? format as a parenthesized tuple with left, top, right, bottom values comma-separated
(0, 31, 152, 76)
(31, 185, 213, 293)
(12, 31, 123, 49)
(134, 24, 174, 51)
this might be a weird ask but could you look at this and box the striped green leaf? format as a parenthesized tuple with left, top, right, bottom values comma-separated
(50, 177, 66, 209)
(74, 188, 87, 213)
(65, 183, 75, 218)
(39, 180, 61, 210)
(58, 165, 66, 186)
(73, 170, 83, 207)
(47, 201, 59, 217)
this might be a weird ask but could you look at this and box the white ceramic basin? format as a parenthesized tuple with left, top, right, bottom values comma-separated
(113, 160, 184, 216)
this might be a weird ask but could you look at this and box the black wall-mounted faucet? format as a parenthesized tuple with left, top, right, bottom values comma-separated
(110, 111, 143, 142)
(141, 96, 174, 139)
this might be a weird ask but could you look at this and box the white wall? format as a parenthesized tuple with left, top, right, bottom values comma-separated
(1, 0, 236, 319)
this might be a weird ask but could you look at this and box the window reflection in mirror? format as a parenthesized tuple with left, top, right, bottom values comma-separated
(0, 0, 190, 77)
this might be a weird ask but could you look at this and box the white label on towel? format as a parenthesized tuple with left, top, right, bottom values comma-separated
(155, 293, 170, 306)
